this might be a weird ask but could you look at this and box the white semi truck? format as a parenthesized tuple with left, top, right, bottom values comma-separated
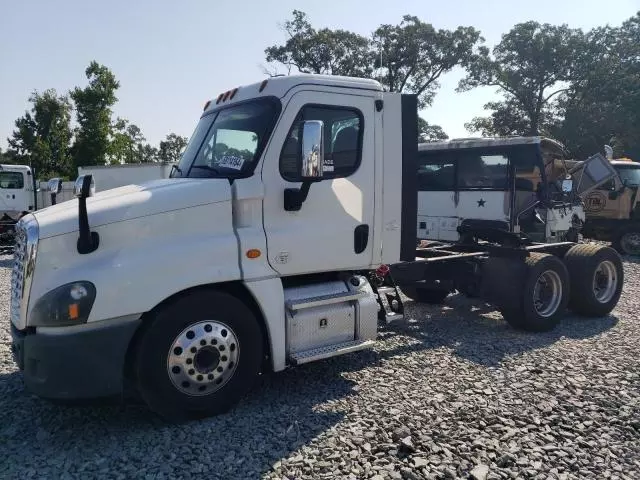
(0, 164, 39, 242)
(9, 75, 624, 421)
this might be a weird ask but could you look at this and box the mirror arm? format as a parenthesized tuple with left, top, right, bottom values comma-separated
(74, 175, 99, 254)
(284, 181, 314, 212)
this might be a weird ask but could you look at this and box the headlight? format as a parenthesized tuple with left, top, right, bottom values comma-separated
(29, 281, 96, 327)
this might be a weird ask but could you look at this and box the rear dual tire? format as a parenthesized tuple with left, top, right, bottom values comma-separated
(499, 253, 570, 332)
(563, 244, 623, 317)
(489, 245, 622, 332)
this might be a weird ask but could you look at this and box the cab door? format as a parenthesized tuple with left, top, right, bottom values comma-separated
(261, 89, 378, 276)
(456, 152, 510, 227)
(416, 150, 457, 241)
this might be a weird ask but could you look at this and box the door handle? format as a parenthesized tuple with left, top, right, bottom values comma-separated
(354, 224, 369, 254)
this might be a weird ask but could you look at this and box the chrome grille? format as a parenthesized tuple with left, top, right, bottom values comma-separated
(10, 223, 26, 327)
(10, 216, 38, 330)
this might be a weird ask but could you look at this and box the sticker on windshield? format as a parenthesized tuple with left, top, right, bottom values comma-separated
(217, 155, 245, 170)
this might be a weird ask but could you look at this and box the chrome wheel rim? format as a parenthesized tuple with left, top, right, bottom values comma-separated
(533, 270, 563, 317)
(167, 321, 239, 396)
(620, 232, 640, 255)
(593, 260, 618, 304)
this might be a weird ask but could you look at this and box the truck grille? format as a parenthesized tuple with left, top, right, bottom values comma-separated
(10, 217, 38, 330)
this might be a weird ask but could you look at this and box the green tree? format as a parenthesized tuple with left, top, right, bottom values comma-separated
(265, 11, 476, 144)
(108, 117, 133, 164)
(70, 61, 120, 168)
(138, 143, 159, 163)
(459, 21, 585, 136)
(6, 89, 73, 177)
(373, 15, 483, 108)
(0, 147, 19, 164)
(264, 10, 374, 77)
(418, 117, 448, 142)
(159, 133, 188, 163)
(108, 118, 148, 163)
(552, 13, 640, 159)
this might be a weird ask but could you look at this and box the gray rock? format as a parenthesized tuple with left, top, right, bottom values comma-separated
(470, 464, 490, 480)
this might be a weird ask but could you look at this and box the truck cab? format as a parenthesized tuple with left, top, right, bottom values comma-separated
(578, 157, 640, 254)
(9, 75, 416, 420)
(0, 164, 37, 220)
(0, 164, 37, 242)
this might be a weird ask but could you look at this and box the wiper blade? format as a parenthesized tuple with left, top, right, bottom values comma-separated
(190, 164, 223, 175)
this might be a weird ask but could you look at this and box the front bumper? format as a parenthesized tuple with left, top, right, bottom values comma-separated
(10, 317, 141, 400)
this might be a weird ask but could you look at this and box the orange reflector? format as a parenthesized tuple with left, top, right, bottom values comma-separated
(246, 249, 261, 259)
(69, 303, 79, 320)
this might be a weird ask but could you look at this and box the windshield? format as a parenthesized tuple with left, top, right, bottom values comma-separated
(616, 165, 640, 186)
(172, 98, 280, 179)
(0, 171, 24, 189)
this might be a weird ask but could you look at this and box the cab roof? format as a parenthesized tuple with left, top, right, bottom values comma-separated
(203, 74, 384, 113)
(418, 136, 567, 156)
(0, 164, 31, 172)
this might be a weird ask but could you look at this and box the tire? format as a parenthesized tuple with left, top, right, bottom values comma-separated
(563, 244, 624, 317)
(133, 289, 264, 422)
(500, 253, 570, 332)
(400, 285, 450, 304)
(612, 227, 640, 256)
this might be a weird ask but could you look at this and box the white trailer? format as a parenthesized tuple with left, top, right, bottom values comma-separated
(9, 74, 625, 421)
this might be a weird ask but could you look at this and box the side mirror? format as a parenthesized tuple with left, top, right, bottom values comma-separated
(284, 120, 325, 212)
(561, 177, 573, 193)
(299, 120, 324, 181)
(74, 175, 95, 199)
(48, 178, 62, 194)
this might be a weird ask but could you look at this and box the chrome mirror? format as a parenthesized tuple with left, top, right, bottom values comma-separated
(300, 120, 324, 180)
(47, 178, 62, 194)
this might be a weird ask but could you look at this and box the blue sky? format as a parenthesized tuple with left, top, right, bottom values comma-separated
(1, 0, 638, 151)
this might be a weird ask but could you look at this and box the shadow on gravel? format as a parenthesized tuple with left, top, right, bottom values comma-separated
(0, 354, 361, 478)
(381, 292, 619, 368)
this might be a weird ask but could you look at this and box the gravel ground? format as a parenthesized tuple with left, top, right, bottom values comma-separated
(1, 253, 639, 480)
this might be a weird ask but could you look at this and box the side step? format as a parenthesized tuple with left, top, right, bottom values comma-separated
(286, 291, 365, 312)
(289, 339, 375, 366)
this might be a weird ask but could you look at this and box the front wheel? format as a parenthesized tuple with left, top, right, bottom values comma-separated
(133, 289, 264, 422)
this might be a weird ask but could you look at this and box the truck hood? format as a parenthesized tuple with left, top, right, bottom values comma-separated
(33, 178, 231, 239)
